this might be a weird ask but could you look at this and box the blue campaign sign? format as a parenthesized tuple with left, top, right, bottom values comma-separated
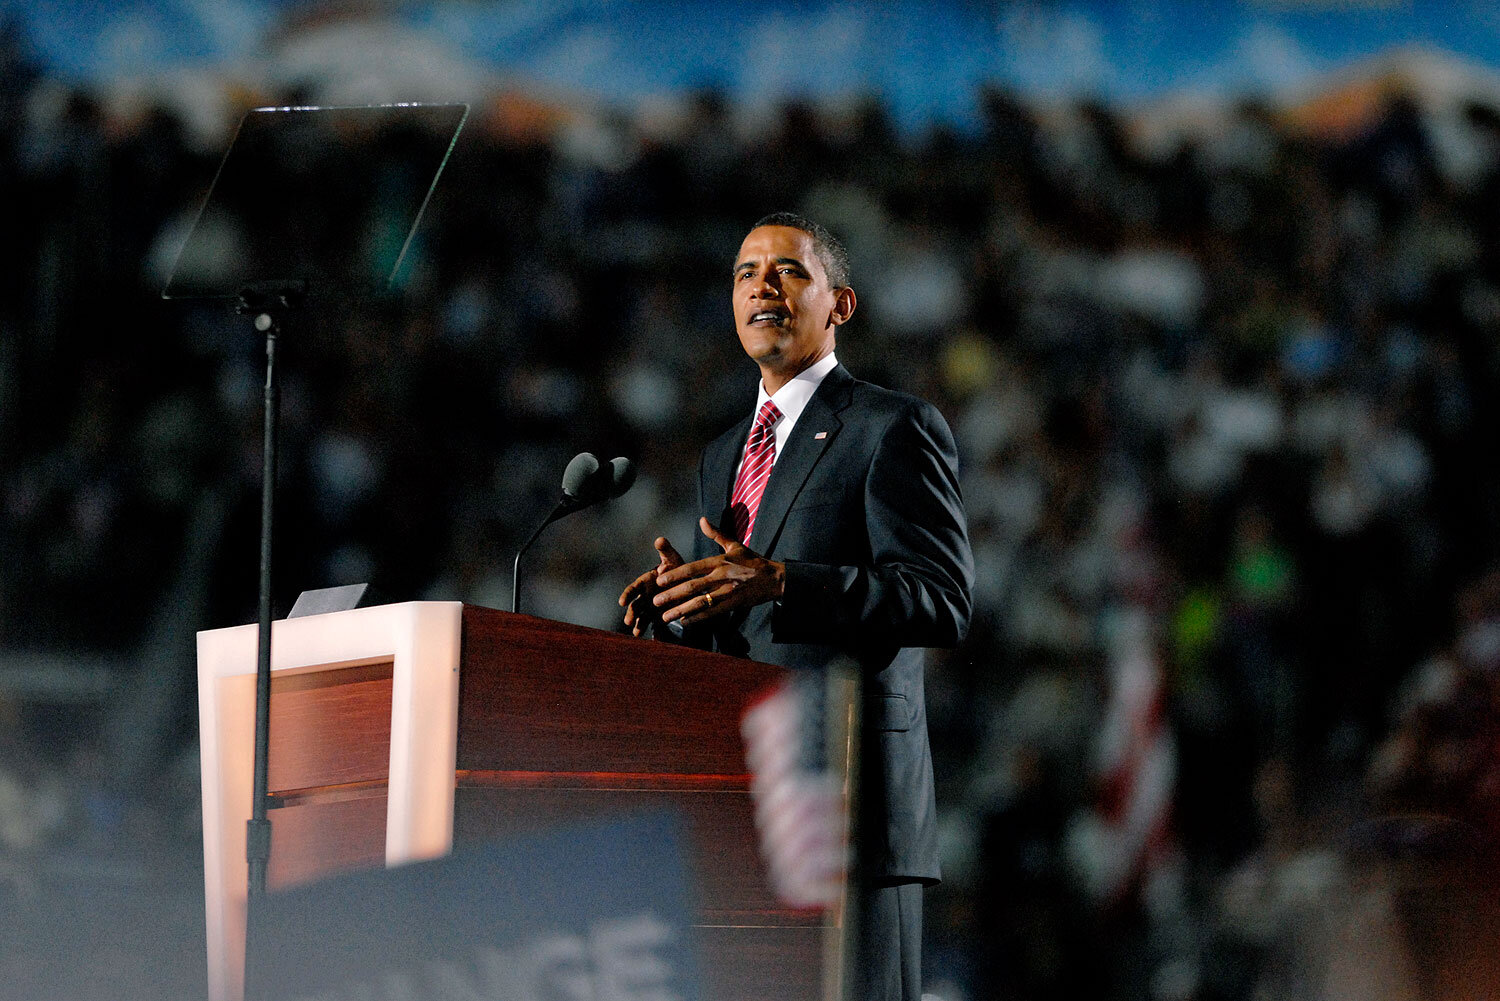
(246, 810, 702, 1001)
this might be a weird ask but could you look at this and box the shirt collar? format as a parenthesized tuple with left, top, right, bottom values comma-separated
(757, 352, 838, 428)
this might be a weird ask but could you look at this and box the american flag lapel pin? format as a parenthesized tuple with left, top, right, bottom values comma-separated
(814, 431, 828, 440)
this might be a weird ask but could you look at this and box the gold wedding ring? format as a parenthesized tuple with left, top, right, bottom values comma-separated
(703, 592, 714, 607)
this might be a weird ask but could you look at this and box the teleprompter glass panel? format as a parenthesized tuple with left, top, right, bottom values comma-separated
(163, 103, 467, 300)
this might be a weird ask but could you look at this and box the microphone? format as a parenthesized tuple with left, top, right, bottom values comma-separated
(512, 452, 636, 614)
(560, 452, 614, 509)
(608, 456, 636, 499)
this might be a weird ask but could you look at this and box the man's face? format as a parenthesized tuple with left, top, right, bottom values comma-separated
(731, 225, 851, 378)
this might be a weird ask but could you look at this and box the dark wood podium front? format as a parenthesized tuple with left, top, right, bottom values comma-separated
(197, 602, 831, 1001)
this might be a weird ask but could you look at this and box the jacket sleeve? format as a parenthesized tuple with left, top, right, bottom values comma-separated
(770, 400, 974, 649)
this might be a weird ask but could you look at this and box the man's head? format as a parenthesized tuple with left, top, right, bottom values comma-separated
(731, 213, 856, 393)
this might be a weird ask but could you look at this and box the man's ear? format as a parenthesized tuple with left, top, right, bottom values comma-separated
(829, 285, 857, 327)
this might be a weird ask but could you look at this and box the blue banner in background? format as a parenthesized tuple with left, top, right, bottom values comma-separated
(10, 1, 1500, 129)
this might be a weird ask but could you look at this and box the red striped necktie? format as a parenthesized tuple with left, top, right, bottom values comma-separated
(729, 400, 783, 544)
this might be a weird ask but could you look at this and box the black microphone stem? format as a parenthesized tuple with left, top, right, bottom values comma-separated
(512, 498, 570, 614)
(510, 452, 626, 615)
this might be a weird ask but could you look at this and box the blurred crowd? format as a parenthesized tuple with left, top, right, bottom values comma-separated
(6, 15, 1500, 1000)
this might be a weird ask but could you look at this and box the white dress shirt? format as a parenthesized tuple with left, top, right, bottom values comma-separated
(734, 352, 839, 483)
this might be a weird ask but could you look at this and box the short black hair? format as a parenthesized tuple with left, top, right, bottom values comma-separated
(751, 211, 851, 288)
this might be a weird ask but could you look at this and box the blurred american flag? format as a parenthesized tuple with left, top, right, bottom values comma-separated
(741, 677, 850, 911)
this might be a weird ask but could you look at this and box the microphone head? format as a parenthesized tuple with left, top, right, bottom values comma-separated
(608, 457, 637, 498)
(561, 452, 610, 503)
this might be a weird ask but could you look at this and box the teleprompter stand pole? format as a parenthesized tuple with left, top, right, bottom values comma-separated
(235, 279, 304, 998)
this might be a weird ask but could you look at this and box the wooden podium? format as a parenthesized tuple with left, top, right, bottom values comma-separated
(197, 602, 829, 1001)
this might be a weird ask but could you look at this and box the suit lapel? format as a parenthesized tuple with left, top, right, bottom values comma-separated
(703, 414, 752, 533)
(748, 365, 853, 554)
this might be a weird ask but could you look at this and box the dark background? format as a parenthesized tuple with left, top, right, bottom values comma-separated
(6, 2, 1500, 999)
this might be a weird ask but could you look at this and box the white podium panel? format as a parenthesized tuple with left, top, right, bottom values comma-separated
(196, 601, 463, 1001)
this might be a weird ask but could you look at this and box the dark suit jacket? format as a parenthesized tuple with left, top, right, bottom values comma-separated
(688, 363, 973, 884)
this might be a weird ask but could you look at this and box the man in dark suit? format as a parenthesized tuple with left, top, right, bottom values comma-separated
(619, 212, 973, 1001)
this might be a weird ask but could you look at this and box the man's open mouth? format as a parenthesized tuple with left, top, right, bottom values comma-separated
(749, 310, 787, 326)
